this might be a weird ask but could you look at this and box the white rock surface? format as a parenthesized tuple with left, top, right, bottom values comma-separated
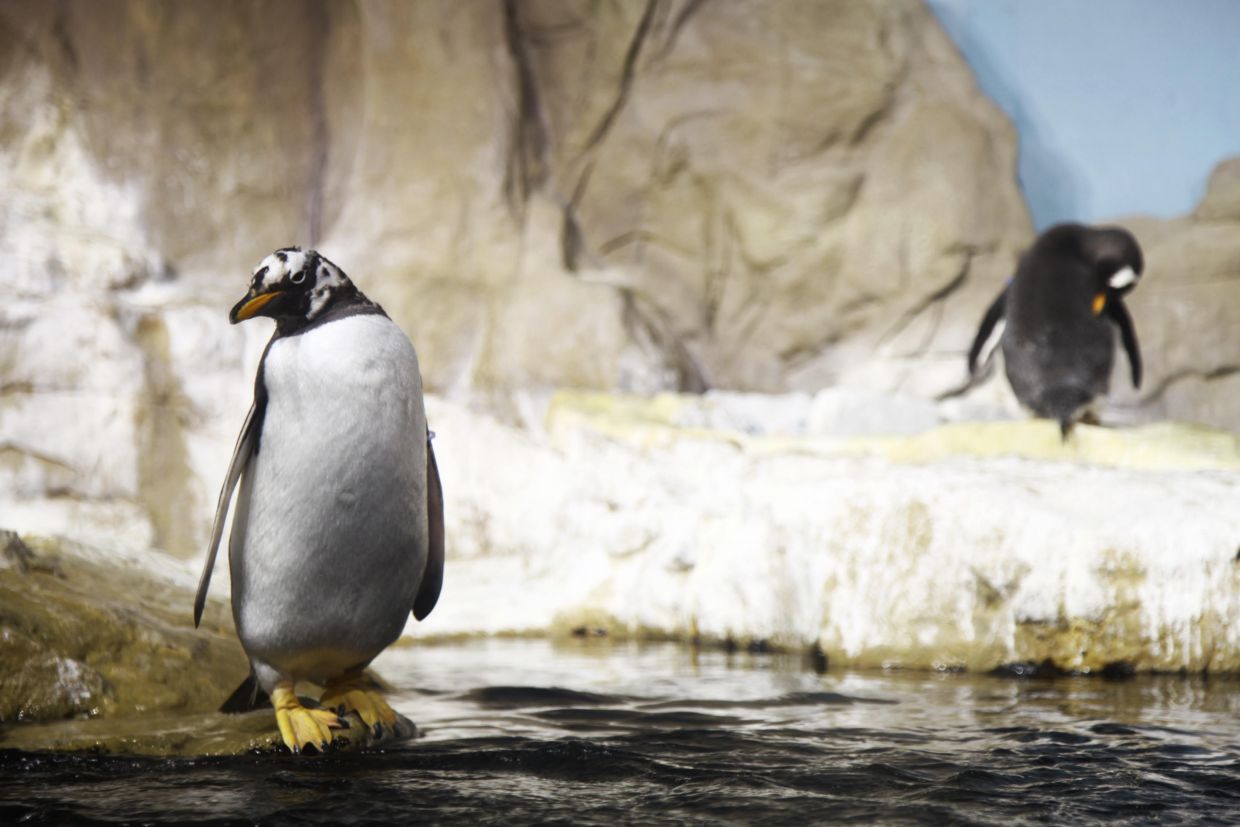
(415, 392, 1240, 672)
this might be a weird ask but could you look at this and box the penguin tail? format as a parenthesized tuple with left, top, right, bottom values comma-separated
(219, 672, 271, 714)
(1038, 387, 1092, 443)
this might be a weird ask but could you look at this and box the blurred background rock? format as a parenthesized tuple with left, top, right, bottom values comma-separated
(1, 0, 1238, 684)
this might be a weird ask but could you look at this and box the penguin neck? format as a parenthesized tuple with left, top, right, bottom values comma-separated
(273, 294, 387, 339)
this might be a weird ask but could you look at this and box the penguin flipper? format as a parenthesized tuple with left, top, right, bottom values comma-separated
(194, 402, 259, 627)
(412, 437, 444, 621)
(967, 287, 1008, 377)
(1106, 299, 1142, 388)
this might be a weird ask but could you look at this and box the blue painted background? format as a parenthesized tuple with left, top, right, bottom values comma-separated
(926, 0, 1240, 229)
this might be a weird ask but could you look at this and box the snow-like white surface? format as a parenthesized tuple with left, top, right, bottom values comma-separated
(412, 394, 1240, 671)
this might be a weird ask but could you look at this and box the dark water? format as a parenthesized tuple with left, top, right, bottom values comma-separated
(3, 639, 1239, 826)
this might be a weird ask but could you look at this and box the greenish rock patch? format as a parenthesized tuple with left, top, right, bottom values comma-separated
(0, 532, 245, 724)
(0, 707, 416, 757)
(0, 531, 419, 755)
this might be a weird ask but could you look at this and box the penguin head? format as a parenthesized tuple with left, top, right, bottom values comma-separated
(230, 248, 357, 326)
(1084, 226, 1144, 300)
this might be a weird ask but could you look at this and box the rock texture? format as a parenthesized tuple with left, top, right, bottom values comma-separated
(1105, 161, 1240, 429)
(0, 531, 413, 755)
(0, 531, 246, 723)
(0, 0, 1037, 557)
(419, 393, 1240, 674)
(493, 0, 1030, 398)
(1, 704, 415, 757)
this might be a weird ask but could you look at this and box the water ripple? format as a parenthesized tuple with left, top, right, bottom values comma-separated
(3, 640, 1239, 825)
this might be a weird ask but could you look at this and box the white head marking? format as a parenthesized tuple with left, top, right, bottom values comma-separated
(1108, 265, 1137, 290)
(253, 249, 308, 291)
(307, 259, 348, 319)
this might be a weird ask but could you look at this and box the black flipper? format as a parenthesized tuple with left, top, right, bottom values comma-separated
(967, 287, 1008, 377)
(194, 401, 261, 627)
(219, 672, 270, 714)
(1105, 298, 1142, 388)
(412, 435, 444, 622)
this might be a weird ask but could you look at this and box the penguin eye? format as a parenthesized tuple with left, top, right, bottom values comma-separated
(290, 270, 307, 285)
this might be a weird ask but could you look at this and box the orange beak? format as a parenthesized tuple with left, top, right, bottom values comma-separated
(230, 291, 281, 324)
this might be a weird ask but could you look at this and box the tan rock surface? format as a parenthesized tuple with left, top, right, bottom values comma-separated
(1106, 161, 1240, 431)
(1, 0, 1030, 390)
(0, 531, 414, 755)
(0, 531, 246, 723)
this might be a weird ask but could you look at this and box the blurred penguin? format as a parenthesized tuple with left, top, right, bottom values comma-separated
(967, 223, 1144, 438)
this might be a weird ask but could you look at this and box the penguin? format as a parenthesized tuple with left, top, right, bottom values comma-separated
(967, 223, 1144, 438)
(194, 247, 444, 754)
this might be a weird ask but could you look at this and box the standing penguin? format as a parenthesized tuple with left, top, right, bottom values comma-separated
(967, 224, 1144, 437)
(194, 247, 444, 754)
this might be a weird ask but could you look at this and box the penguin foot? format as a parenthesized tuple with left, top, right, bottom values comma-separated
(321, 676, 398, 738)
(272, 683, 344, 754)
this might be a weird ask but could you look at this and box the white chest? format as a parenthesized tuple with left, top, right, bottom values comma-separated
(249, 313, 427, 528)
(262, 314, 422, 426)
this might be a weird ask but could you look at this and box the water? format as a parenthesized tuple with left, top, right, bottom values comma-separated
(2, 639, 1239, 825)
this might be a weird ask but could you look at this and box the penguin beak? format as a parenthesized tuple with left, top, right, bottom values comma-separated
(1092, 293, 1107, 316)
(230, 290, 282, 324)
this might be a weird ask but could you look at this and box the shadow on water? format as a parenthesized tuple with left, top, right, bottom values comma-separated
(2, 639, 1239, 825)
